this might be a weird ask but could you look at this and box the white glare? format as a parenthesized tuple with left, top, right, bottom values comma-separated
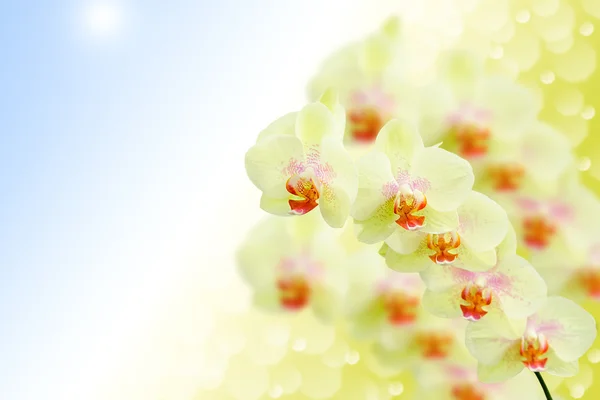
(84, 3, 122, 38)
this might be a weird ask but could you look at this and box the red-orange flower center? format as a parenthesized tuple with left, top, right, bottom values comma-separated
(488, 163, 525, 192)
(520, 334, 549, 372)
(523, 216, 556, 250)
(381, 291, 420, 326)
(416, 332, 454, 359)
(454, 124, 491, 158)
(286, 175, 320, 215)
(427, 232, 461, 264)
(451, 383, 486, 400)
(394, 191, 427, 230)
(460, 284, 492, 321)
(277, 275, 311, 311)
(576, 269, 600, 300)
(348, 106, 384, 143)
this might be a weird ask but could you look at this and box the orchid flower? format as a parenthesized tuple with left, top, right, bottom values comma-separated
(465, 296, 597, 383)
(351, 119, 474, 246)
(475, 122, 572, 195)
(408, 50, 539, 154)
(307, 17, 406, 146)
(236, 214, 347, 321)
(345, 248, 425, 342)
(245, 89, 358, 228)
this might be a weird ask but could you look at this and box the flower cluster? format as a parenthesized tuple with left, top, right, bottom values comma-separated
(234, 13, 599, 400)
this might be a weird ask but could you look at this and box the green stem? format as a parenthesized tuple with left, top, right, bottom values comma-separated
(534, 371, 553, 400)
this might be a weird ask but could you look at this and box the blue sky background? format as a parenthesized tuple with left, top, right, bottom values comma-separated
(0, 1, 399, 399)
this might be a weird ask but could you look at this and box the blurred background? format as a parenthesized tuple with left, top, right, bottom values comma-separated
(1, 0, 600, 399)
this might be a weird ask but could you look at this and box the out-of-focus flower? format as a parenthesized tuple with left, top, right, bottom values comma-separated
(351, 119, 474, 245)
(236, 214, 347, 321)
(419, 225, 547, 321)
(381, 190, 508, 273)
(307, 17, 405, 146)
(476, 122, 573, 195)
(406, 51, 539, 155)
(537, 241, 600, 302)
(370, 312, 472, 373)
(498, 175, 600, 261)
(465, 296, 597, 383)
(245, 90, 357, 228)
(344, 248, 424, 343)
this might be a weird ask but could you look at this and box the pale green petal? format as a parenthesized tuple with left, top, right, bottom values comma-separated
(545, 351, 579, 377)
(318, 87, 346, 139)
(465, 312, 522, 365)
(354, 199, 398, 243)
(476, 344, 524, 383)
(320, 136, 358, 202)
(422, 286, 463, 319)
(236, 217, 290, 288)
(494, 254, 547, 319)
(260, 195, 292, 216)
(319, 184, 351, 228)
(351, 151, 396, 220)
(256, 112, 298, 142)
(385, 242, 433, 272)
(361, 32, 394, 74)
(438, 50, 484, 99)
(531, 296, 597, 362)
(245, 135, 305, 198)
(253, 287, 282, 313)
(295, 102, 336, 144)
(375, 118, 424, 176)
(497, 223, 517, 260)
(311, 284, 343, 322)
(419, 207, 460, 234)
(479, 77, 539, 140)
(458, 191, 508, 252)
(420, 264, 462, 292)
(410, 146, 474, 212)
(385, 228, 426, 254)
(454, 246, 497, 272)
(521, 122, 572, 182)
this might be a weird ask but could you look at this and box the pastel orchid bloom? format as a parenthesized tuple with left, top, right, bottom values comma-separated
(351, 119, 474, 245)
(435, 52, 539, 157)
(307, 17, 406, 146)
(236, 214, 347, 321)
(498, 178, 600, 256)
(465, 296, 597, 383)
(370, 313, 472, 372)
(419, 225, 547, 321)
(345, 249, 425, 341)
(535, 241, 600, 301)
(476, 122, 572, 194)
(381, 191, 508, 273)
(245, 90, 358, 228)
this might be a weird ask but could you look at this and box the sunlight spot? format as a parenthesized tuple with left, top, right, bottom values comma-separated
(389, 382, 404, 396)
(587, 348, 600, 363)
(540, 70, 555, 84)
(578, 157, 591, 172)
(570, 383, 585, 398)
(582, 105, 596, 120)
(516, 9, 531, 23)
(84, 2, 122, 38)
(580, 22, 594, 36)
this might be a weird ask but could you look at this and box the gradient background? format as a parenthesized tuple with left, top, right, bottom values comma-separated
(1, 1, 599, 399)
